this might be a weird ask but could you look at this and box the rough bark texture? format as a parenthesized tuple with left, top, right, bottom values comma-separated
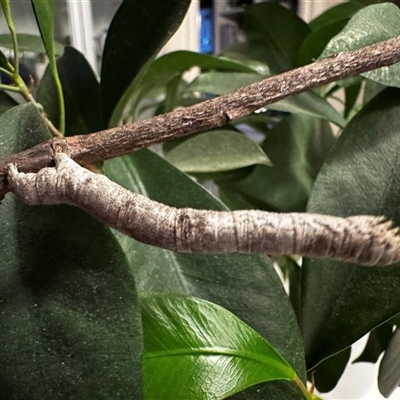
(7, 154, 400, 266)
(1, 36, 400, 200)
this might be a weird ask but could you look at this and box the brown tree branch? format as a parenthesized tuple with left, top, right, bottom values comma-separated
(1, 36, 400, 200)
(8, 153, 400, 266)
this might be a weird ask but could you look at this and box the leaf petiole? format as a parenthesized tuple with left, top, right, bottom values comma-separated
(0, 0, 19, 75)
(294, 375, 324, 400)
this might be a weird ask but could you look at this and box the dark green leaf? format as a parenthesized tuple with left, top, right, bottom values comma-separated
(36, 63, 59, 129)
(354, 324, 394, 363)
(301, 87, 400, 369)
(344, 81, 362, 118)
(241, 3, 310, 71)
(363, 79, 386, 104)
(0, 92, 18, 117)
(223, 115, 336, 212)
(309, 348, 351, 393)
(0, 104, 143, 398)
(309, 2, 365, 31)
(141, 293, 296, 400)
(0, 48, 9, 70)
(163, 73, 187, 113)
(218, 184, 264, 210)
(321, 3, 400, 87)
(164, 130, 271, 173)
(0, 33, 63, 55)
(296, 20, 350, 67)
(285, 257, 302, 324)
(104, 149, 306, 399)
(100, 0, 191, 125)
(37, 46, 105, 136)
(298, 2, 365, 67)
(378, 328, 400, 398)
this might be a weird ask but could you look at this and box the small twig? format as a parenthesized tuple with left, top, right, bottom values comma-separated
(7, 153, 400, 266)
(1, 36, 400, 200)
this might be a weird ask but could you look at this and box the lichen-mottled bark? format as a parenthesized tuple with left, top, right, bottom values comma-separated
(7, 154, 400, 266)
(1, 36, 400, 200)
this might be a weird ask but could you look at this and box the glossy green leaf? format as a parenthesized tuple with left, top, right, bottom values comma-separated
(164, 130, 271, 173)
(0, 33, 63, 55)
(112, 51, 258, 124)
(221, 114, 336, 212)
(187, 72, 346, 127)
(141, 293, 296, 400)
(241, 3, 310, 72)
(37, 46, 105, 136)
(101, 0, 191, 125)
(104, 150, 306, 399)
(320, 3, 400, 87)
(301, 87, 400, 369)
(0, 103, 143, 398)
(30, 0, 64, 132)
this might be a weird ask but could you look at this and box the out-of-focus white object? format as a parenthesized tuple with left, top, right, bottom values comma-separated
(66, 1, 96, 70)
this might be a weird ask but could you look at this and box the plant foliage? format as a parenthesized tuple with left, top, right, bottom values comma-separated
(0, 0, 399, 398)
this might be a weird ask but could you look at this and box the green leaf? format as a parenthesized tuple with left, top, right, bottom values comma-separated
(320, 3, 400, 88)
(187, 72, 263, 94)
(30, 0, 64, 132)
(221, 115, 336, 212)
(0, 104, 143, 398)
(363, 79, 386, 104)
(308, 2, 365, 31)
(241, 3, 310, 72)
(101, 0, 191, 125)
(104, 150, 306, 399)
(343, 80, 362, 118)
(296, 20, 351, 67)
(378, 328, 400, 397)
(187, 72, 346, 127)
(354, 324, 394, 363)
(164, 130, 271, 173)
(309, 348, 351, 393)
(0, 48, 10, 70)
(37, 46, 105, 136)
(141, 293, 296, 400)
(111, 51, 258, 124)
(0, 92, 19, 117)
(301, 87, 400, 369)
(270, 92, 346, 128)
(303, 0, 390, 71)
(0, 33, 63, 55)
